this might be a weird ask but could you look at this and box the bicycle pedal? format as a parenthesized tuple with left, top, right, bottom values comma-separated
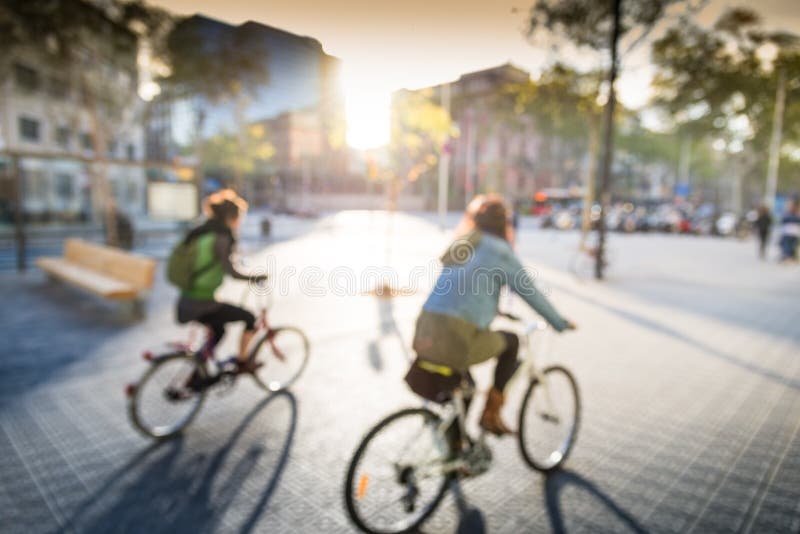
(462, 442, 493, 478)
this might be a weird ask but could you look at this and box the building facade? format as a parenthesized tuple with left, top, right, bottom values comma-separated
(392, 63, 589, 208)
(146, 15, 346, 205)
(0, 0, 146, 223)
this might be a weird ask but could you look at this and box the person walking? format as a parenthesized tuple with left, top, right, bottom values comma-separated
(779, 200, 800, 262)
(754, 205, 772, 260)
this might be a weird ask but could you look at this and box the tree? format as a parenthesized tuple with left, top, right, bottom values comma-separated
(651, 7, 800, 207)
(508, 63, 605, 241)
(390, 88, 454, 208)
(200, 123, 275, 180)
(158, 16, 271, 192)
(527, 0, 700, 279)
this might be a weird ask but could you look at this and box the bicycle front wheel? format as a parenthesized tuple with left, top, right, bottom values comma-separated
(344, 408, 452, 534)
(518, 365, 580, 472)
(128, 352, 207, 440)
(250, 326, 310, 393)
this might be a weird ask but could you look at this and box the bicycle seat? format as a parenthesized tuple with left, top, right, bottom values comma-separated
(405, 359, 474, 404)
(416, 361, 475, 396)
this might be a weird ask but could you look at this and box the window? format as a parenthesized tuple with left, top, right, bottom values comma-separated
(81, 133, 93, 151)
(14, 63, 39, 92)
(55, 127, 71, 149)
(55, 174, 74, 198)
(48, 76, 70, 100)
(23, 170, 47, 198)
(107, 139, 118, 158)
(19, 117, 40, 142)
(126, 144, 136, 161)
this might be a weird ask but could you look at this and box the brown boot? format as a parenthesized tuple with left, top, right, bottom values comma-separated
(480, 387, 514, 436)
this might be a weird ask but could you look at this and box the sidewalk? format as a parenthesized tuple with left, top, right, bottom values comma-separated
(0, 211, 798, 533)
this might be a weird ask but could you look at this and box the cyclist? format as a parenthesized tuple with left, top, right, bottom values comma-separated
(176, 189, 266, 373)
(406, 194, 575, 436)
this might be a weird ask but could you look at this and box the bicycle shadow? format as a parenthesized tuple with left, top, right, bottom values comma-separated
(62, 391, 297, 534)
(543, 469, 648, 534)
(451, 480, 487, 534)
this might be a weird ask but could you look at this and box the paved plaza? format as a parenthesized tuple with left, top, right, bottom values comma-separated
(1, 211, 799, 533)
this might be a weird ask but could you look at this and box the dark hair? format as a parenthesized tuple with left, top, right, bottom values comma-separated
(203, 189, 248, 222)
(209, 199, 240, 221)
(473, 198, 509, 239)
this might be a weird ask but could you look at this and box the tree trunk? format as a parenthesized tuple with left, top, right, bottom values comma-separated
(594, 0, 622, 280)
(765, 68, 786, 210)
(83, 68, 117, 247)
(580, 120, 599, 248)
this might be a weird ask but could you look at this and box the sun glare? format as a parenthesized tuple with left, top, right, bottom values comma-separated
(343, 67, 391, 150)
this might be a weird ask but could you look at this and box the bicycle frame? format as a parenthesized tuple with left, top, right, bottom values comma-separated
(516, 320, 562, 423)
(157, 285, 275, 368)
(406, 318, 560, 477)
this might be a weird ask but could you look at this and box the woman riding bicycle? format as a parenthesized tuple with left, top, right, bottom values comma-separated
(407, 194, 575, 436)
(176, 189, 266, 373)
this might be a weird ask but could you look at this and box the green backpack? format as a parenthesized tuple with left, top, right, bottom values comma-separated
(166, 236, 214, 291)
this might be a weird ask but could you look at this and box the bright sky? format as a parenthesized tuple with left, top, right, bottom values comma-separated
(151, 0, 800, 149)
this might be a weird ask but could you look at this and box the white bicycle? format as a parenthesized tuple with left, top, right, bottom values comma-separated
(344, 312, 580, 534)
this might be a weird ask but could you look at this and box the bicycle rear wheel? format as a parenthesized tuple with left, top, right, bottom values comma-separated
(517, 365, 580, 472)
(344, 408, 452, 534)
(250, 326, 310, 392)
(128, 352, 207, 440)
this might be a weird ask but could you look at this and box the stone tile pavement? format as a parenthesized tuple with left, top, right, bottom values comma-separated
(0, 211, 798, 533)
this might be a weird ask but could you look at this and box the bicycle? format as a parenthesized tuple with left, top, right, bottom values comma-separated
(343, 313, 580, 534)
(569, 239, 612, 280)
(126, 287, 310, 440)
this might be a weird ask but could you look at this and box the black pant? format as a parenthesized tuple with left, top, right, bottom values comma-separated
(758, 230, 769, 258)
(196, 303, 256, 349)
(494, 331, 520, 391)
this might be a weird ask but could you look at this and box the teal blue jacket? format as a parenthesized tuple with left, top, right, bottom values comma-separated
(423, 231, 568, 331)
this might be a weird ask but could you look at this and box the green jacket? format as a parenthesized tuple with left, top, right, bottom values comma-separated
(182, 231, 225, 301)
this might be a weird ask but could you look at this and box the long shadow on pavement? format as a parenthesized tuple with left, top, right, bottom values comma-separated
(451, 480, 487, 534)
(543, 469, 648, 534)
(62, 391, 297, 534)
(610, 276, 800, 346)
(416, 480, 487, 534)
(0, 274, 141, 403)
(552, 281, 800, 391)
(366, 295, 414, 373)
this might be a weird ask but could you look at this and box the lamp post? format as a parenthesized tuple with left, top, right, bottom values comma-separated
(437, 83, 451, 229)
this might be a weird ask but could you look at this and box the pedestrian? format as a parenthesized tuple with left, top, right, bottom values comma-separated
(104, 200, 134, 250)
(778, 200, 800, 262)
(754, 204, 772, 260)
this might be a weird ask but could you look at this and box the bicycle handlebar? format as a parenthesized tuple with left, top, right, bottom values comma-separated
(499, 311, 550, 334)
(498, 311, 522, 322)
(239, 278, 273, 312)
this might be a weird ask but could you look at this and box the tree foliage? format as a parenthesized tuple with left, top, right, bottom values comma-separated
(162, 17, 270, 102)
(651, 7, 800, 192)
(200, 123, 274, 178)
(390, 88, 454, 184)
(509, 63, 604, 143)
(528, 0, 683, 52)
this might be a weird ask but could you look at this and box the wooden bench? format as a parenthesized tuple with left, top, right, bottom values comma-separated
(37, 238, 156, 318)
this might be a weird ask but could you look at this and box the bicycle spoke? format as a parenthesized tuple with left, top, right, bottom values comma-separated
(346, 409, 451, 533)
(518, 366, 580, 472)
